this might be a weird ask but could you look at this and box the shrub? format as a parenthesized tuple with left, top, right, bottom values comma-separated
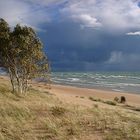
(120, 96, 126, 104)
(104, 101, 116, 106)
(132, 107, 140, 112)
(80, 96, 84, 99)
(89, 97, 98, 102)
(114, 97, 119, 102)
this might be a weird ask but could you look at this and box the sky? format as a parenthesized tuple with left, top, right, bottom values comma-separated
(0, 0, 140, 71)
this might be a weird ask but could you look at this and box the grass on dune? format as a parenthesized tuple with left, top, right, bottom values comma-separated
(89, 96, 140, 112)
(89, 96, 117, 106)
(0, 77, 140, 140)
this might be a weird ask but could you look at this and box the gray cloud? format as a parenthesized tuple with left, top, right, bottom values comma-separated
(1, 0, 140, 33)
(0, 0, 65, 30)
(104, 52, 140, 71)
(61, 0, 140, 32)
(126, 31, 140, 35)
(41, 21, 140, 71)
(25, 0, 66, 6)
(107, 51, 123, 64)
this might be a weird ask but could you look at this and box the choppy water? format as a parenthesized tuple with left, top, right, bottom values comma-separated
(52, 72, 140, 94)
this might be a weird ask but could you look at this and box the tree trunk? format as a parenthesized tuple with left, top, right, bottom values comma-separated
(19, 82, 23, 94)
(8, 68, 16, 93)
(13, 65, 23, 94)
(24, 78, 28, 93)
(17, 79, 23, 94)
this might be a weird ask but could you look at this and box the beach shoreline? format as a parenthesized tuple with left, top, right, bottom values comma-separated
(46, 84, 140, 106)
(1, 75, 140, 106)
(52, 82, 140, 95)
(52, 72, 140, 94)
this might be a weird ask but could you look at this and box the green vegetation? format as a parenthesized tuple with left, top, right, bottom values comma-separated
(89, 97, 116, 106)
(132, 107, 140, 112)
(89, 97, 103, 102)
(104, 100, 116, 106)
(114, 96, 126, 104)
(0, 19, 50, 95)
(0, 77, 140, 140)
(89, 96, 140, 113)
(124, 104, 140, 112)
(80, 96, 84, 99)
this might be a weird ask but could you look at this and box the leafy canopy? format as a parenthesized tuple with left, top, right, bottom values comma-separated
(0, 18, 50, 94)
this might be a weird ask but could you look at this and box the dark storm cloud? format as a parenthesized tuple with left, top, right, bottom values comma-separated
(39, 21, 140, 71)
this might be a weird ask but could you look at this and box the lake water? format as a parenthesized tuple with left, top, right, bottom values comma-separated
(52, 72, 140, 94)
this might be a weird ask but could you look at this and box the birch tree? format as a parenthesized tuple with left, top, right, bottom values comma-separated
(0, 19, 50, 94)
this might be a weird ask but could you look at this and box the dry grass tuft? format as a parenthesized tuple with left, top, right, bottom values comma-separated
(89, 96, 116, 106)
(104, 100, 116, 106)
(50, 106, 67, 116)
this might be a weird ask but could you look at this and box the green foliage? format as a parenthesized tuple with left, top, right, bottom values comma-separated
(132, 107, 140, 112)
(0, 19, 50, 95)
(124, 104, 140, 112)
(89, 97, 98, 101)
(89, 96, 116, 106)
(0, 19, 10, 68)
(89, 97, 103, 102)
(80, 96, 84, 99)
(104, 100, 116, 106)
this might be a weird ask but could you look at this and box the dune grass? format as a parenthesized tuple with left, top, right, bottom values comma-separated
(89, 96, 117, 106)
(0, 76, 140, 140)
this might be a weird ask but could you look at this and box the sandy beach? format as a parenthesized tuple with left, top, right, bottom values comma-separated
(46, 84, 140, 107)
(2, 75, 140, 107)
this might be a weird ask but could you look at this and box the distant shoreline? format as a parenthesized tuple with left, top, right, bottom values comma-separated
(52, 72, 140, 95)
(52, 82, 140, 95)
(47, 84, 140, 106)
